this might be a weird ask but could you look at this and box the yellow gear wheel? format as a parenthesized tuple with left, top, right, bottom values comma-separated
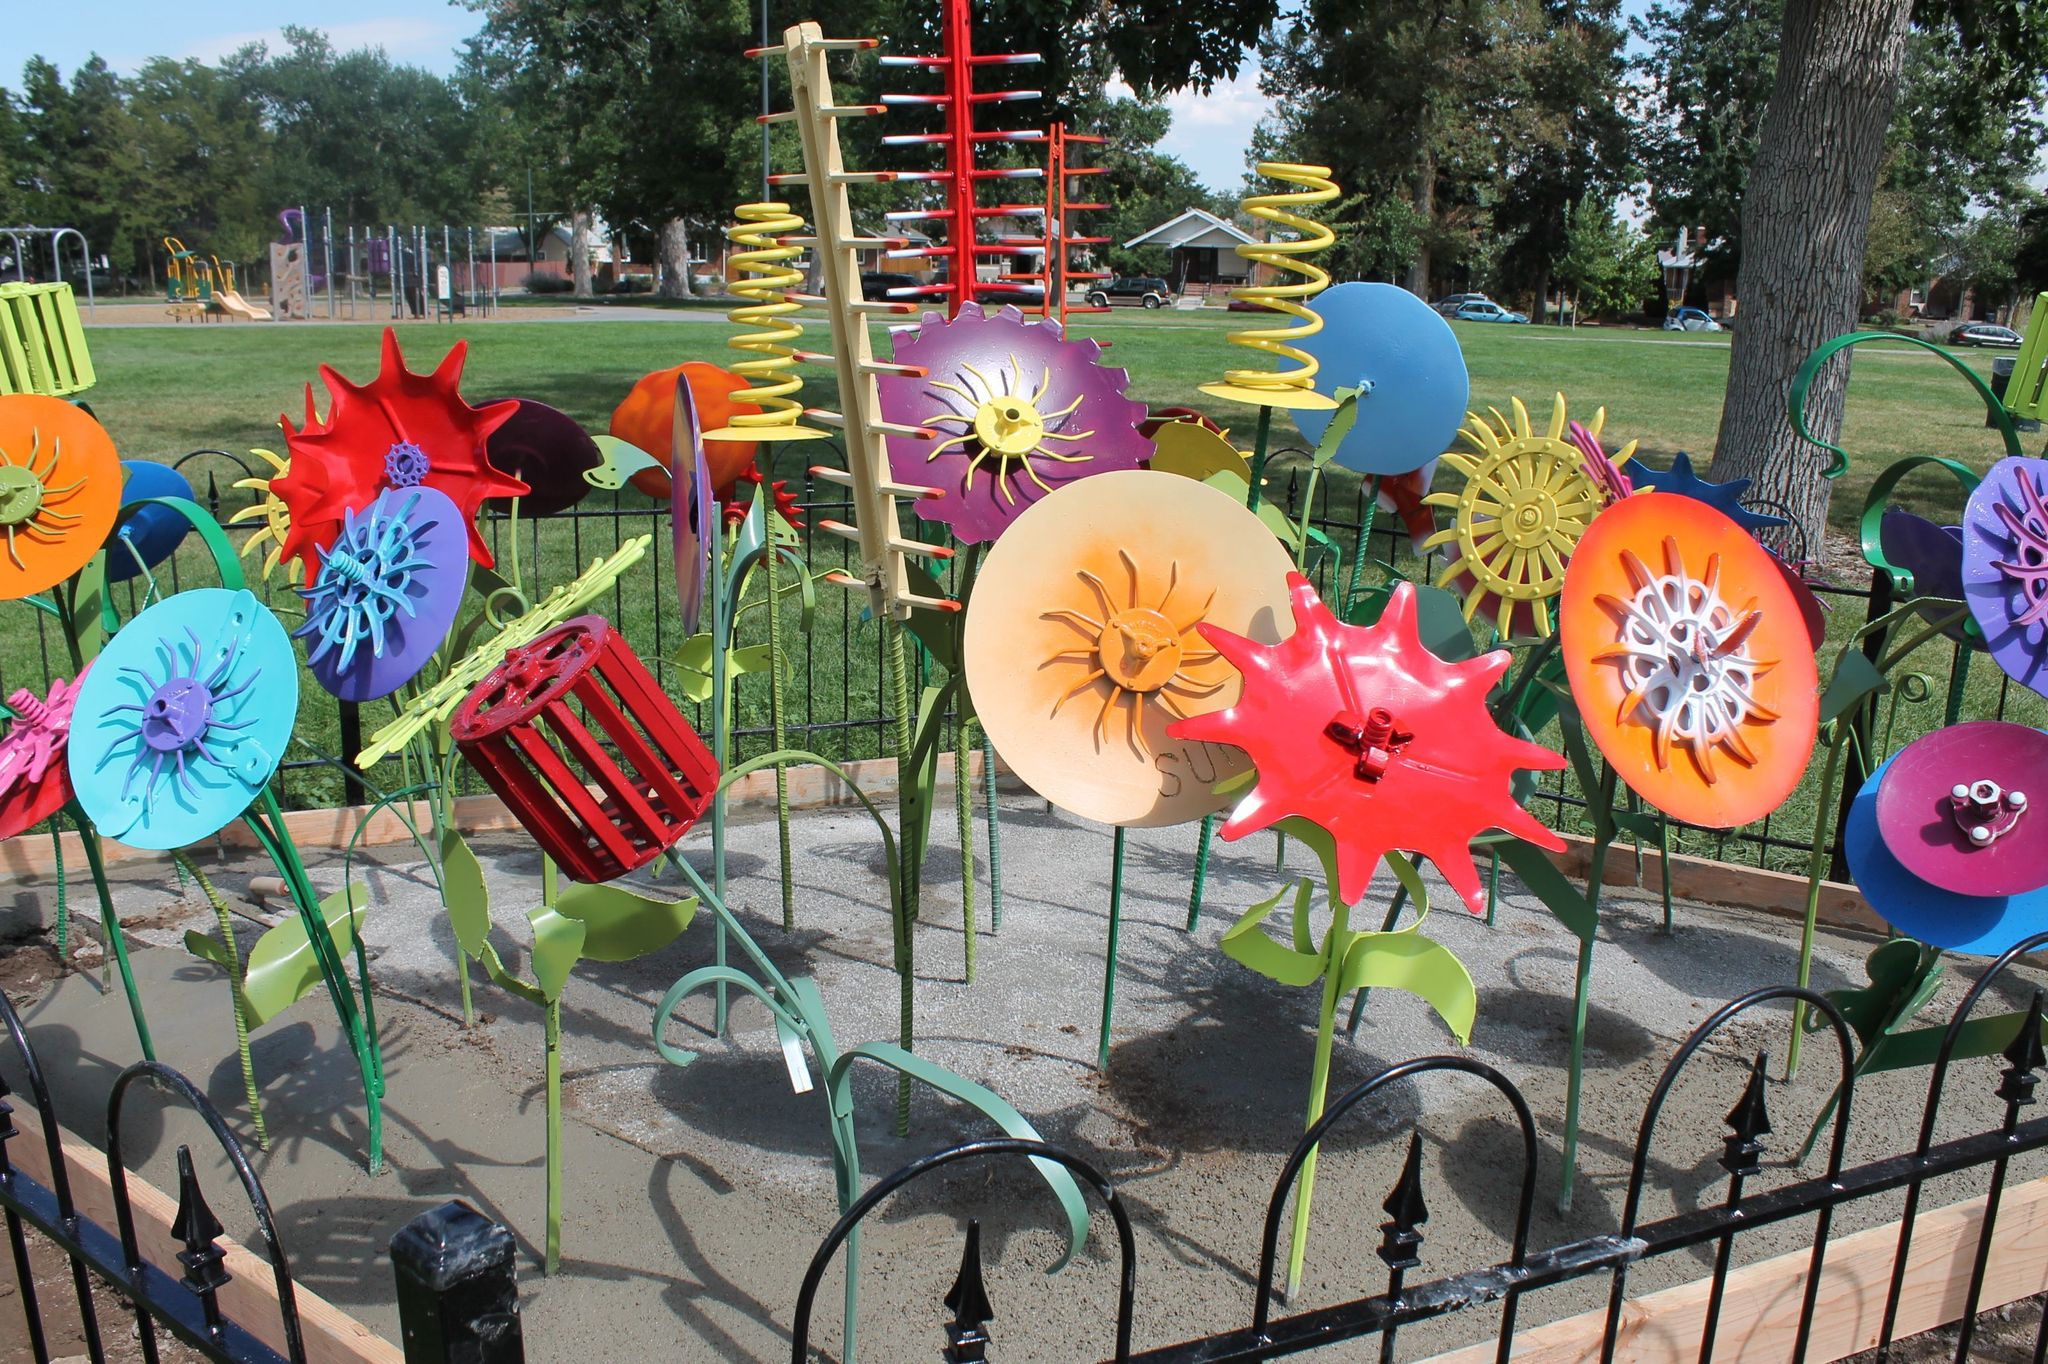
(1421, 393, 1612, 638)
(229, 447, 301, 587)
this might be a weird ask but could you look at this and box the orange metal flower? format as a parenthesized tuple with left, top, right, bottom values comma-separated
(1170, 574, 1565, 913)
(1560, 491, 1820, 827)
(0, 396, 121, 600)
(273, 329, 524, 576)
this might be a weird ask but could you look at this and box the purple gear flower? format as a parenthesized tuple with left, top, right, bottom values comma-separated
(878, 303, 1152, 545)
(1964, 456, 2048, 697)
(293, 486, 470, 702)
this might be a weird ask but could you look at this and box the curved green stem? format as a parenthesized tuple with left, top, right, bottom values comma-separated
(174, 853, 267, 1149)
(68, 805, 152, 1061)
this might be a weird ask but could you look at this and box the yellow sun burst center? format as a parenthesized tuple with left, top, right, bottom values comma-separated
(1098, 608, 1183, 692)
(973, 396, 1047, 457)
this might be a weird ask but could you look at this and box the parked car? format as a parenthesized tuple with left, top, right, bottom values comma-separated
(1452, 300, 1528, 324)
(975, 282, 1046, 306)
(1085, 276, 1173, 309)
(1664, 306, 1723, 333)
(1432, 293, 1491, 316)
(1953, 322, 2023, 348)
(860, 271, 925, 299)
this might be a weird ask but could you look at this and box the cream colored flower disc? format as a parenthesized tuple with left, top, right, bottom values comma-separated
(966, 468, 1297, 827)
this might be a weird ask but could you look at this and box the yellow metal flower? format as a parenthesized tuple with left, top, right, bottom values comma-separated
(1422, 394, 1626, 638)
(356, 535, 652, 767)
(229, 448, 301, 586)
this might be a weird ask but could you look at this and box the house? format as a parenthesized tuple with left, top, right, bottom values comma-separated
(1122, 208, 1257, 290)
(1658, 226, 1737, 321)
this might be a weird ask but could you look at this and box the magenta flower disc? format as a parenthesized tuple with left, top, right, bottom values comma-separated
(877, 303, 1152, 545)
(1875, 721, 2048, 898)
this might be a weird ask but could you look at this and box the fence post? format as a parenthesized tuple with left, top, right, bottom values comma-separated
(390, 1201, 524, 1364)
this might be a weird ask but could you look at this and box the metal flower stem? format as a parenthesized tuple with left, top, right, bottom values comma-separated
(414, 728, 474, 1029)
(1285, 889, 1354, 1301)
(1342, 881, 1412, 1041)
(764, 521, 796, 930)
(1097, 826, 1128, 1071)
(543, 997, 563, 1273)
(48, 825, 66, 957)
(243, 791, 386, 1173)
(982, 728, 1003, 932)
(1342, 476, 1383, 620)
(957, 717, 977, 981)
(711, 523, 738, 1037)
(881, 615, 918, 1131)
(173, 852, 267, 1149)
(66, 803, 153, 1061)
(1244, 406, 1275, 512)
(1558, 761, 1619, 1213)
(1187, 815, 1214, 930)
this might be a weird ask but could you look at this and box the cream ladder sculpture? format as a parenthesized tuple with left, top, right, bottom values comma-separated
(753, 21, 954, 622)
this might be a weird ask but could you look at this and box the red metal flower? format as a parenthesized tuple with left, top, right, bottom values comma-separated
(724, 464, 806, 530)
(1169, 574, 1565, 913)
(274, 329, 524, 576)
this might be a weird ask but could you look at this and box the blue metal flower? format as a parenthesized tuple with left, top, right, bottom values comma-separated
(68, 588, 298, 849)
(106, 461, 195, 584)
(293, 486, 468, 701)
(1628, 452, 1787, 535)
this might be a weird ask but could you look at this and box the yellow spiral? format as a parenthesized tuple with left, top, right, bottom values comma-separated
(706, 202, 830, 443)
(1199, 162, 1340, 412)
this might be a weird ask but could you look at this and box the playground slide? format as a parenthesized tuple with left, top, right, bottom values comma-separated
(213, 289, 272, 321)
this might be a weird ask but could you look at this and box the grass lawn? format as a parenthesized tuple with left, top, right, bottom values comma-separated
(20, 311, 2039, 869)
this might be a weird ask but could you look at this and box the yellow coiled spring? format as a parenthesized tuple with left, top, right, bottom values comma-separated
(1200, 162, 1339, 411)
(708, 202, 828, 442)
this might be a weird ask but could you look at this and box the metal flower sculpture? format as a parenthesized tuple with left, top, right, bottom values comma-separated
(1423, 395, 1617, 638)
(1629, 451, 1788, 536)
(0, 674, 82, 841)
(230, 448, 301, 586)
(272, 329, 524, 575)
(1568, 419, 1633, 506)
(878, 302, 1152, 544)
(1171, 574, 1566, 915)
(293, 487, 470, 702)
(1560, 492, 1819, 828)
(69, 588, 297, 850)
(1877, 509, 1971, 644)
(107, 461, 195, 584)
(481, 399, 601, 518)
(609, 361, 761, 499)
(1963, 456, 2048, 697)
(1845, 723, 2048, 956)
(0, 395, 121, 600)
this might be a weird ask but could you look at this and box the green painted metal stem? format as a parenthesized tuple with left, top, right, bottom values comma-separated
(543, 1000, 563, 1275)
(765, 535, 796, 931)
(175, 853, 266, 1149)
(1285, 894, 1352, 1300)
(1245, 407, 1274, 513)
(1342, 477, 1383, 620)
(1557, 765, 1618, 1213)
(982, 729, 1003, 932)
(1187, 814, 1214, 931)
(1788, 734, 1850, 1082)
(48, 824, 66, 958)
(710, 525, 736, 1037)
(882, 615, 917, 1133)
(957, 718, 977, 982)
(1342, 882, 1411, 1042)
(1657, 814, 1674, 935)
(69, 806, 153, 1061)
(1942, 646, 1972, 727)
(1097, 826, 1128, 1071)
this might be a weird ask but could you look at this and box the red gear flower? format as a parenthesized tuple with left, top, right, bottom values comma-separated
(274, 328, 524, 575)
(1169, 574, 1565, 914)
(724, 463, 806, 529)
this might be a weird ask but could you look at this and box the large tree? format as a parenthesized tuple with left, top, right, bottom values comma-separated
(1707, 0, 2048, 539)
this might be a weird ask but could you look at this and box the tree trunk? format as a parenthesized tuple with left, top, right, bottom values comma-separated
(1531, 267, 1550, 327)
(1708, 0, 1913, 546)
(1405, 148, 1435, 296)
(570, 211, 595, 299)
(657, 218, 693, 299)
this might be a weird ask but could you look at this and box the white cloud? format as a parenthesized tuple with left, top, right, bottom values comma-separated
(115, 15, 470, 73)
(1111, 52, 1274, 194)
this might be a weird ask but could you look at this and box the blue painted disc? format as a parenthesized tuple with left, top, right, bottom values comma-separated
(1844, 751, 2048, 956)
(1290, 283, 1469, 475)
(68, 587, 299, 849)
(105, 462, 195, 583)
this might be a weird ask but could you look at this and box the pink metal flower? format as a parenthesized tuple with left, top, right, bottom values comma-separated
(0, 674, 83, 840)
(1569, 420, 1633, 506)
(877, 303, 1152, 544)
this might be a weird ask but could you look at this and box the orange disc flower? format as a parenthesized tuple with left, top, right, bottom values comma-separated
(1169, 574, 1566, 913)
(273, 329, 524, 576)
(0, 396, 121, 600)
(1560, 491, 1819, 827)
(610, 362, 761, 498)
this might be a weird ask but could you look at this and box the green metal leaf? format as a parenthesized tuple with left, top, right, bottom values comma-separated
(827, 1043, 1092, 1273)
(674, 633, 717, 703)
(525, 905, 588, 1004)
(1821, 651, 1891, 725)
(1817, 938, 1943, 1049)
(1273, 817, 1430, 921)
(551, 882, 698, 962)
(1496, 837, 1598, 944)
(585, 434, 662, 491)
(1309, 390, 1361, 468)
(1219, 880, 1327, 987)
(70, 554, 109, 664)
(1333, 930, 1477, 1045)
(439, 827, 494, 959)
(237, 883, 368, 1027)
(182, 929, 234, 972)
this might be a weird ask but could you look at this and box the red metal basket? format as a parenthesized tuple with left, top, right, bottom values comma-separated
(450, 615, 717, 882)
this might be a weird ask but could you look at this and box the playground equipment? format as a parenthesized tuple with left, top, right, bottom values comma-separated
(271, 210, 312, 320)
(163, 237, 270, 322)
(0, 226, 95, 316)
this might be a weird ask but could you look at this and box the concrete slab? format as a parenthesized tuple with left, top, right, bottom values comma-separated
(3, 791, 2045, 1362)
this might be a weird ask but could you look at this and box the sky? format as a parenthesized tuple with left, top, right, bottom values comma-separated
(11, 0, 1269, 192)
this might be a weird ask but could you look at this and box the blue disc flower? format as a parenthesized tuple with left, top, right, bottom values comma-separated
(106, 461, 194, 584)
(1628, 451, 1788, 535)
(293, 486, 468, 701)
(69, 588, 298, 849)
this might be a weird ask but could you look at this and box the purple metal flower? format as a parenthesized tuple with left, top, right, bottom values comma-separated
(1878, 508, 1970, 644)
(1964, 456, 2048, 697)
(668, 374, 714, 635)
(293, 486, 470, 702)
(1568, 419, 1632, 505)
(878, 302, 1152, 545)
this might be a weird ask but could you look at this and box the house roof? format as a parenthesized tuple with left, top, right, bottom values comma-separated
(1123, 207, 1255, 251)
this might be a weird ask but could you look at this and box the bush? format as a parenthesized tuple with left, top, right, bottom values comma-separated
(609, 274, 651, 295)
(523, 271, 572, 294)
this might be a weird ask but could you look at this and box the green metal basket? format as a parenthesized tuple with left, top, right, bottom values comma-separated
(0, 282, 95, 398)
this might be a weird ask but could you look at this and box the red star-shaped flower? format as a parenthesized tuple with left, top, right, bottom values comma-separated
(1169, 574, 1565, 914)
(725, 462, 806, 529)
(274, 328, 524, 575)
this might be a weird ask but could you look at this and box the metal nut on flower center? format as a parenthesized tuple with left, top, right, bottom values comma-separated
(0, 465, 44, 526)
(973, 400, 1046, 458)
(1950, 777, 2028, 848)
(1096, 608, 1182, 692)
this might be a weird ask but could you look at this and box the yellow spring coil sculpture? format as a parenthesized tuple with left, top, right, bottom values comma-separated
(1199, 162, 1339, 412)
(705, 201, 831, 443)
